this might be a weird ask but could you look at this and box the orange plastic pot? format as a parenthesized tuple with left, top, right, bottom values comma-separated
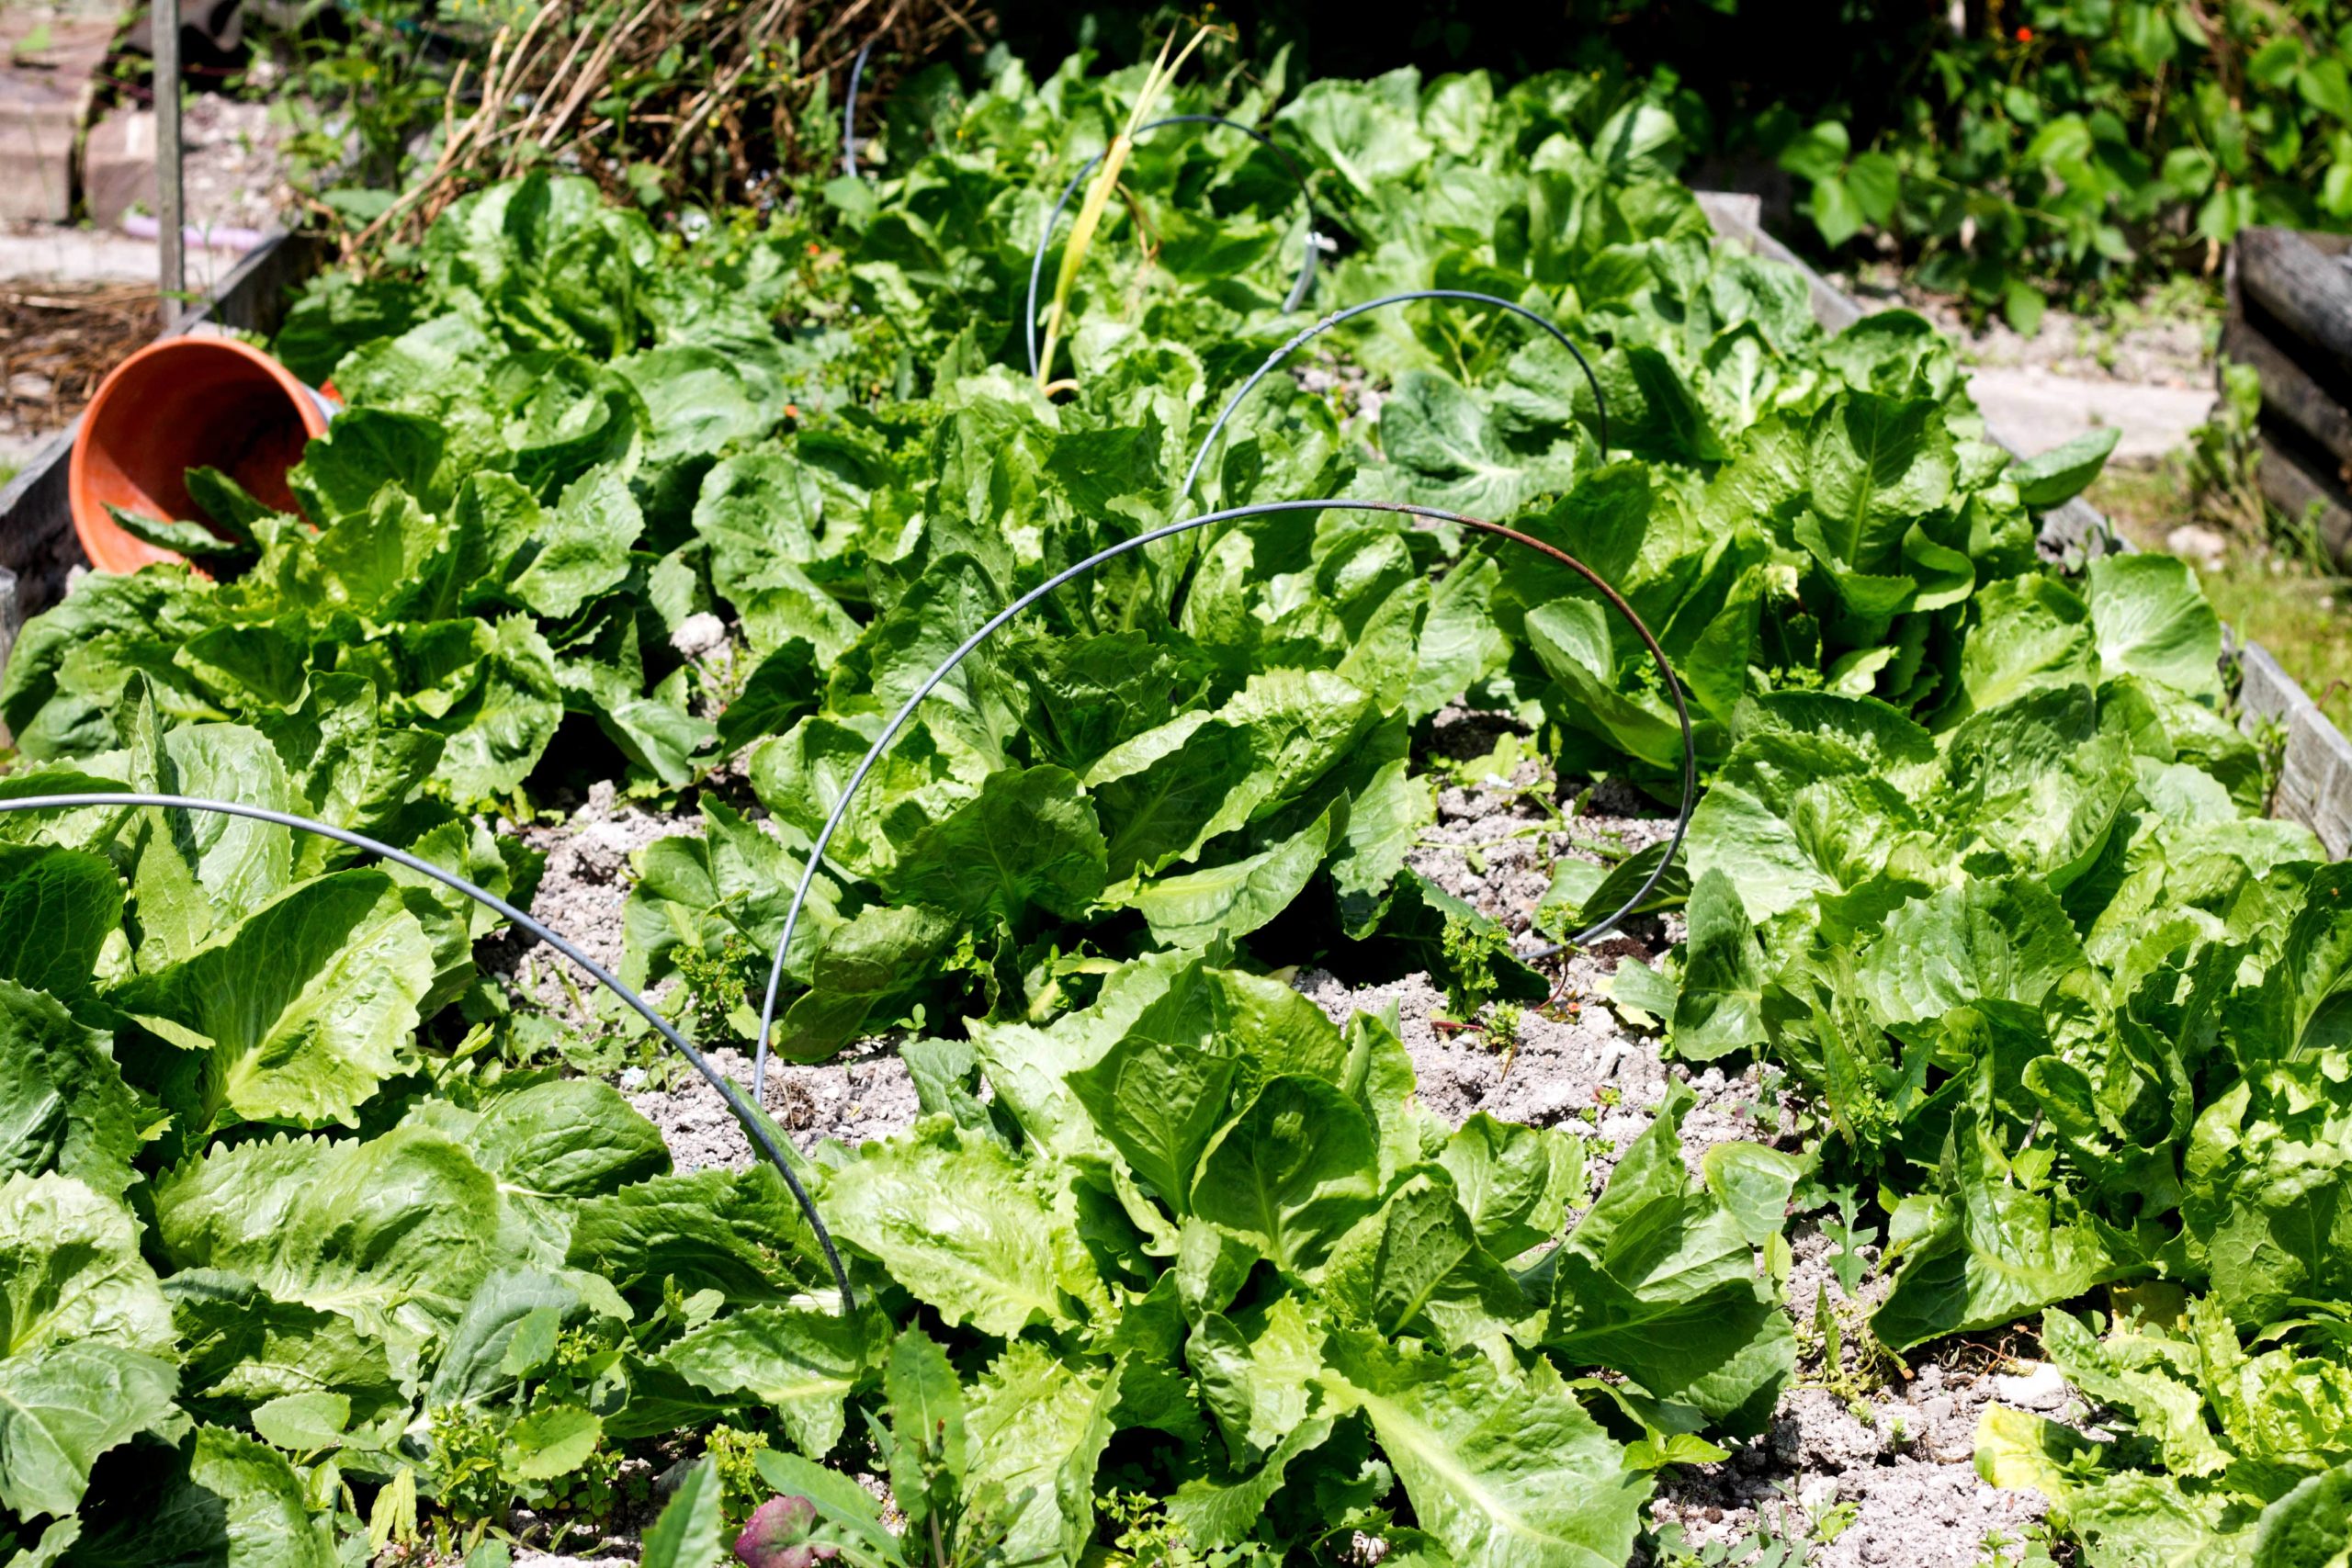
(70, 336, 338, 575)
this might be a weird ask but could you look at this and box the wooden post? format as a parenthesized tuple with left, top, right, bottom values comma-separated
(154, 0, 185, 325)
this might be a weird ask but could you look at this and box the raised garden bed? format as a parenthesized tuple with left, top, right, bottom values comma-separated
(6, 61, 2350, 1568)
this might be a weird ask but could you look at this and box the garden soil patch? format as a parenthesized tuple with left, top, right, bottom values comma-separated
(526, 742, 2070, 1568)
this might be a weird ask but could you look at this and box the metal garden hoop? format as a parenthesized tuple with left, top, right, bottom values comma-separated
(1023, 115, 1325, 379)
(843, 40, 875, 178)
(751, 498, 1699, 1097)
(1175, 288, 1611, 506)
(0, 792, 855, 1310)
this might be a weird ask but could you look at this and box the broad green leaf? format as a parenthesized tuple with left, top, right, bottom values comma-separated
(1129, 803, 1338, 949)
(503, 467, 643, 620)
(1320, 1168, 1531, 1352)
(637, 1457, 726, 1568)
(884, 765, 1107, 923)
(0, 1173, 175, 1519)
(169, 1269, 402, 1427)
(0, 978, 140, 1196)
(1543, 1088, 1793, 1428)
(2087, 552, 2222, 702)
(2008, 426, 2120, 510)
(1191, 1074, 1379, 1277)
(119, 870, 435, 1132)
(826, 1120, 1109, 1337)
(1437, 1114, 1586, 1259)
(1873, 1122, 2129, 1353)
(1068, 1031, 1238, 1215)
(502, 1405, 603, 1483)
(567, 1165, 826, 1309)
(153, 1126, 503, 1344)
(1319, 1331, 1648, 1568)
(2254, 1461, 2352, 1568)
(66, 1427, 337, 1568)
(1856, 876, 2084, 1028)
(1670, 868, 1767, 1060)
(1188, 1294, 1327, 1464)
(663, 1306, 886, 1458)
(965, 1342, 1121, 1568)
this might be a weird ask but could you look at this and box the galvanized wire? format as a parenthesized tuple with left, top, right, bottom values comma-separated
(752, 498, 1697, 1097)
(842, 39, 874, 178)
(1023, 115, 1323, 380)
(0, 791, 855, 1310)
(1177, 288, 1610, 508)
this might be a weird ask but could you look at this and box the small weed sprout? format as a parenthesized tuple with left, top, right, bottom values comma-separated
(674, 934, 757, 1048)
(1439, 913, 1512, 1020)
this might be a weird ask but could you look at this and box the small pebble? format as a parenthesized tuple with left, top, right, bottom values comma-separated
(1993, 1361, 2071, 1410)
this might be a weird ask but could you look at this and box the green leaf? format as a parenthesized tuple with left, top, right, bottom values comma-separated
(1543, 1088, 1793, 1428)
(1128, 803, 1340, 950)
(0, 978, 141, 1197)
(638, 1456, 726, 1568)
(1847, 151, 1901, 224)
(288, 408, 447, 523)
(1068, 1030, 1238, 1216)
(1191, 1074, 1379, 1277)
(1857, 876, 2084, 1028)
(0, 1173, 176, 1519)
(1318, 1331, 1648, 1568)
(884, 1326, 967, 1507)
(1670, 868, 1768, 1061)
(1320, 1168, 1531, 1352)
(503, 1405, 603, 1483)
(884, 766, 1107, 923)
(153, 1126, 503, 1344)
(2007, 427, 2120, 510)
(1436, 1114, 1586, 1260)
(68, 1427, 337, 1567)
(2254, 1461, 2352, 1568)
(1872, 1120, 2129, 1353)
(663, 1306, 884, 1458)
(104, 505, 249, 560)
(505, 467, 643, 620)
(424, 615, 563, 805)
(2086, 552, 2222, 701)
(567, 1165, 826, 1309)
(1807, 392, 1955, 576)
(249, 1393, 350, 1454)
(826, 1120, 1109, 1336)
(964, 1342, 1122, 1568)
(1809, 175, 1865, 247)
(1778, 119, 1851, 182)
(118, 870, 435, 1132)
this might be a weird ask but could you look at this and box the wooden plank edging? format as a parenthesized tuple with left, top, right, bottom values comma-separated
(1698, 191, 2352, 857)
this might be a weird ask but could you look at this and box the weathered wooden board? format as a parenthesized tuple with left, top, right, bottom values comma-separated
(2239, 227, 2352, 383)
(2256, 434, 2352, 567)
(2223, 312, 2352, 472)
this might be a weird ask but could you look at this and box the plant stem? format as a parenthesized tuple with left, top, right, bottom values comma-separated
(1035, 24, 1214, 390)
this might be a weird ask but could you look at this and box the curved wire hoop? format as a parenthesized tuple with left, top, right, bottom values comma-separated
(752, 498, 1698, 1096)
(842, 40, 875, 178)
(0, 792, 855, 1310)
(1024, 115, 1323, 380)
(1177, 288, 1611, 508)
